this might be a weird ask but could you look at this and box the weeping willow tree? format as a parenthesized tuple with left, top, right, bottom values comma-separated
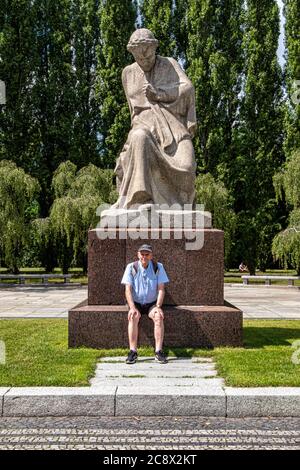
(33, 161, 116, 273)
(0, 160, 40, 272)
(272, 149, 300, 274)
(195, 173, 236, 268)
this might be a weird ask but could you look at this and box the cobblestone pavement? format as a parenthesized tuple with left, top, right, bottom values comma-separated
(0, 285, 299, 319)
(0, 416, 299, 450)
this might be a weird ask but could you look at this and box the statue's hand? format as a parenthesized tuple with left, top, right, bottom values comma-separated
(143, 83, 159, 102)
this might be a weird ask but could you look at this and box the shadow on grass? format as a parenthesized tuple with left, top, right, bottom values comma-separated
(243, 326, 300, 349)
(164, 349, 195, 357)
(163, 324, 300, 355)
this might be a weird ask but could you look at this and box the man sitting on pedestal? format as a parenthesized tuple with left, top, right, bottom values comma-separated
(121, 244, 169, 364)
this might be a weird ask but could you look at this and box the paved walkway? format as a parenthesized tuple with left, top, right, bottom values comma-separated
(0, 286, 87, 318)
(0, 285, 299, 319)
(90, 356, 224, 388)
(225, 285, 300, 319)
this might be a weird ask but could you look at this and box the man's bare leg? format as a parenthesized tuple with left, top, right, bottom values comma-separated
(149, 308, 164, 352)
(128, 311, 141, 350)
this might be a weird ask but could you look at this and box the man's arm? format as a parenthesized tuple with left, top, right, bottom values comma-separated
(153, 283, 165, 319)
(156, 283, 165, 308)
(125, 284, 135, 309)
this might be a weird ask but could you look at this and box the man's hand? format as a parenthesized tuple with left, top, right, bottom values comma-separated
(128, 307, 140, 321)
(143, 83, 159, 102)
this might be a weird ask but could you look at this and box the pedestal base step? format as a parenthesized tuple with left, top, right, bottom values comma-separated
(69, 301, 243, 349)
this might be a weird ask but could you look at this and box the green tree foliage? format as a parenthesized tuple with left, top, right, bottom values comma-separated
(70, 0, 102, 169)
(33, 0, 79, 214)
(186, 0, 244, 178)
(35, 161, 117, 273)
(140, 0, 176, 57)
(0, 0, 77, 214)
(95, 0, 136, 168)
(0, 1, 105, 215)
(0, 0, 40, 176)
(173, 0, 189, 66)
(195, 173, 236, 268)
(283, 0, 300, 157)
(233, 0, 284, 273)
(0, 160, 40, 272)
(272, 149, 300, 274)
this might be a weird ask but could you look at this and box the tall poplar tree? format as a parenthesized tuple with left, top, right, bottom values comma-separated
(0, 0, 40, 173)
(283, 0, 300, 157)
(33, 0, 76, 214)
(173, 0, 189, 66)
(70, 0, 102, 169)
(140, 0, 176, 58)
(186, 0, 244, 181)
(95, 0, 137, 168)
(234, 0, 284, 272)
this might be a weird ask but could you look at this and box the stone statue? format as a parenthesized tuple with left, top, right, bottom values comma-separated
(113, 28, 197, 210)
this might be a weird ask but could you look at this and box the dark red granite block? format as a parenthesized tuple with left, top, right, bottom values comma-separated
(69, 301, 242, 349)
(186, 229, 224, 305)
(88, 228, 224, 306)
(88, 230, 125, 305)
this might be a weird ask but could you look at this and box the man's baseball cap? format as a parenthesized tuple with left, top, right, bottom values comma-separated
(138, 244, 153, 253)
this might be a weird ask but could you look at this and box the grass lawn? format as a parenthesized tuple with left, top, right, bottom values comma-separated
(0, 319, 300, 387)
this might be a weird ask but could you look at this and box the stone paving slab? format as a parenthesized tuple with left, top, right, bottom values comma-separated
(95, 363, 216, 370)
(91, 378, 224, 387)
(226, 387, 300, 417)
(91, 357, 219, 387)
(100, 356, 213, 363)
(92, 369, 217, 379)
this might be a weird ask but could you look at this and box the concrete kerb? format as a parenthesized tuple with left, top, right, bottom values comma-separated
(0, 386, 300, 417)
(225, 387, 300, 417)
(2, 387, 117, 417)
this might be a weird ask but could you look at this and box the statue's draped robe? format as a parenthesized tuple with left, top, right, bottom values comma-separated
(114, 56, 197, 208)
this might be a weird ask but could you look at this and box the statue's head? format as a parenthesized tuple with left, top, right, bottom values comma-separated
(127, 28, 158, 72)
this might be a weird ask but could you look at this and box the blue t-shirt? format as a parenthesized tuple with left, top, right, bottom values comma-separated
(121, 260, 169, 305)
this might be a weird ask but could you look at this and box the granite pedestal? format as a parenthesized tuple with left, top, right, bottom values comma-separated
(68, 228, 243, 349)
(69, 301, 242, 348)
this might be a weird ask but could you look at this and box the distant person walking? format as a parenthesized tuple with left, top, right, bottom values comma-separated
(239, 262, 248, 272)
